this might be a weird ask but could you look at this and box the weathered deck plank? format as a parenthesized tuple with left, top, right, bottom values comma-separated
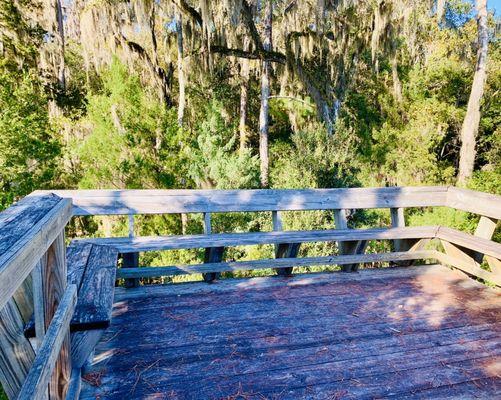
(80, 265, 500, 399)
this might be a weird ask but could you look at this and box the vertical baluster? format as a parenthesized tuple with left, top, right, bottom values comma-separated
(123, 215, 140, 288)
(390, 207, 424, 266)
(334, 209, 367, 272)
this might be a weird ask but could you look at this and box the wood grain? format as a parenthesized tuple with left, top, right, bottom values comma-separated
(0, 298, 35, 399)
(70, 245, 118, 330)
(0, 196, 72, 311)
(36, 186, 449, 216)
(447, 186, 501, 219)
(80, 226, 439, 253)
(17, 285, 76, 400)
(116, 250, 440, 278)
(80, 265, 501, 400)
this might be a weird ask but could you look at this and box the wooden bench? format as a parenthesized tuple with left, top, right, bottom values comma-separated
(24, 241, 119, 338)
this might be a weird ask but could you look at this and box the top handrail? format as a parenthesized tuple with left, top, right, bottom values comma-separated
(32, 186, 500, 220)
(0, 194, 72, 311)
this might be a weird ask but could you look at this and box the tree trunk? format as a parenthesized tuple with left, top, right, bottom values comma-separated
(176, 13, 186, 126)
(259, 0, 272, 187)
(457, 0, 488, 185)
(55, 0, 65, 90)
(391, 52, 402, 102)
(239, 38, 250, 154)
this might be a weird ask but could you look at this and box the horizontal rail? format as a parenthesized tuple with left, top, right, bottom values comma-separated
(437, 227, 501, 259)
(16, 285, 77, 400)
(116, 250, 440, 278)
(79, 226, 439, 253)
(34, 186, 449, 216)
(447, 187, 501, 220)
(0, 196, 72, 311)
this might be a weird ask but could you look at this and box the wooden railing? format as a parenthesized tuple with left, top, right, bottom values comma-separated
(0, 194, 74, 400)
(0, 186, 499, 399)
(40, 185, 501, 285)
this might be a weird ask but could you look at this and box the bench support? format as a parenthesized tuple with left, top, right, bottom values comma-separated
(272, 211, 300, 276)
(122, 252, 140, 288)
(203, 247, 224, 282)
(275, 243, 300, 276)
(202, 213, 223, 282)
(335, 209, 367, 272)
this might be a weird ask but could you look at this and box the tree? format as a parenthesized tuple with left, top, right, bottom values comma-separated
(259, 0, 273, 187)
(176, 12, 186, 125)
(457, 0, 489, 185)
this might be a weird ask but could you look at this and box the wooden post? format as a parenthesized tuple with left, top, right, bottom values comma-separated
(390, 208, 426, 267)
(123, 215, 139, 288)
(334, 209, 367, 272)
(202, 213, 222, 282)
(445, 216, 501, 278)
(272, 211, 297, 276)
(473, 216, 499, 273)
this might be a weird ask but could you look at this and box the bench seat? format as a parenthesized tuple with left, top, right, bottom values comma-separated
(25, 241, 118, 337)
(77, 226, 440, 253)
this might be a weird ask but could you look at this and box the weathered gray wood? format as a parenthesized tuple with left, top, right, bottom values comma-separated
(275, 243, 300, 276)
(32, 259, 46, 350)
(435, 251, 501, 286)
(203, 247, 224, 282)
(66, 242, 93, 290)
(390, 207, 406, 251)
(16, 285, 77, 400)
(80, 262, 501, 400)
(447, 186, 501, 220)
(127, 214, 134, 238)
(473, 216, 499, 268)
(0, 298, 36, 399)
(114, 264, 454, 300)
(124, 215, 139, 288)
(203, 212, 211, 234)
(40, 232, 71, 400)
(80, 226, 438, 253)
(26, 243, 119, 338)
(334, 209, 367, 272)
(201, 213, 221, 282)
(71, 245, 118, 330)
(272, 211, 296, 276)
(437, 226, 501, 259)
(116, 250, 440, 279)
(64, 368, 81, 400)
(70, 330, 103, 369)
(0, 196, 72, 311)
(122, 252, 139, 288)
(35, 186, 450, 216)
(390, 207, 422, 266)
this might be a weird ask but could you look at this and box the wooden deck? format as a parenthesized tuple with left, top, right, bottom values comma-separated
(80, 265, 501, 400)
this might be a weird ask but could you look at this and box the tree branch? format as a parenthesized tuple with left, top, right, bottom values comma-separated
(241, 0, 264, 52)
(172, 0, 203, 26)
(210, 45, 286, 63)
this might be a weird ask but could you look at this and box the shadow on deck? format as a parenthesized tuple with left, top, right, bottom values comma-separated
(80, 265, 501, 399)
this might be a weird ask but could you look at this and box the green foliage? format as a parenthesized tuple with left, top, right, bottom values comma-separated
(186, 100, 260, 189)
(0, 70, 60, 208)
(271, 123, 360, 189)
(75, 59, 184, 189)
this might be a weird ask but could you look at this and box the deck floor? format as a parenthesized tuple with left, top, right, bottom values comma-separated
(80, 265, 501, 399)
